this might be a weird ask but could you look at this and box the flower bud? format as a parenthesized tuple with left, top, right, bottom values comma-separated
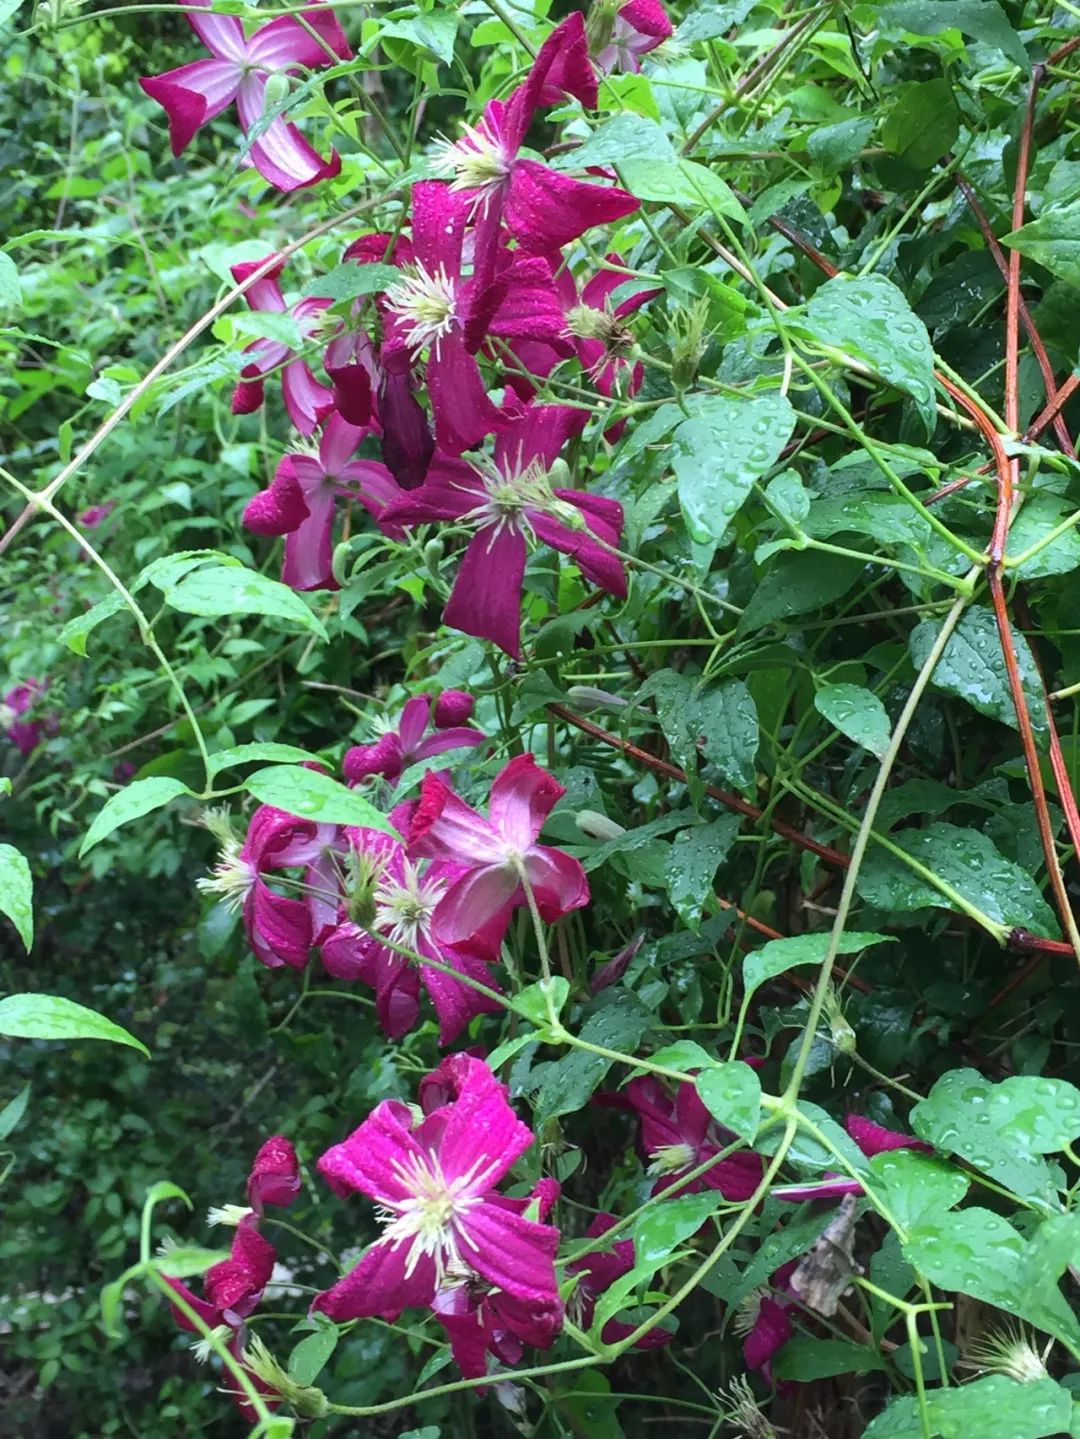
(423, 537, 444, 578)
(576, 809, 626, 842)
(242, 1334, 329, 1419)
(433, 689, 474, 727)
(547, 457, 572, 488)
(261, 71, 292, 112)
(566, 684, 628, 713)
(824, 986, 857, 1055)
(331, 539, 353, 587)
(670, 298, 710, 392)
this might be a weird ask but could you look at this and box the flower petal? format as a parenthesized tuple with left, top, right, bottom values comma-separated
(506, 161, 639, 254)
(410, 771, 506, 865)
(242, 461, 309, 537)
(245, 10, 352, 70)
(443, 524, 527, 658)
(523, 843, 590, 922)
(488, 753, 566, 849)
(140, 60, 239, 156)
(317, 1098, 428, 1205)
(460, 1201, 561, 1306)
(236, 74, 342, 192)
(312, 1239, 437, 1321)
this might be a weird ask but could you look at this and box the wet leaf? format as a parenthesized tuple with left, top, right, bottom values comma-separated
(80, 777, 191, 857)
(672, 393, 796, 543)
(910, 606, 1048, 740)
(868, 1149, 969, 1232)
(696, 1062, 761, 1144)
(863, 1375, 1072, 1439)
(815, 682, 891, 759)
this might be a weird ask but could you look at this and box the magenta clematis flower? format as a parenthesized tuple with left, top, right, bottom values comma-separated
(312, 1056, 561, 1327)
(379, 400, 626, 659)
(506, 255, 660, 416)
(378, 185, 572, 455)
(320, 821, 502, 1045)
(567, 1213, 672, 1347)
(431, 1176, 564, 1378)
(738, 1259, 798, 1381)
(595, 0, 672, 73)
(199, 805, 339, 970)
(242, 413, 402, 590)
(77, 501, 116, 529)
(139, 0, 350, 191)
(1, 678, 48, 758)
(343, 692, 484, 786)
(230, 255, 336, 435)
(433, 15, 638, 313)
(247, 1136, 301, 1213)
(771, 1113, 931, 1202)
(598, 1074, 765, 1200)
(408, 754, 590, 954)
(167, 1215, 275, 1334)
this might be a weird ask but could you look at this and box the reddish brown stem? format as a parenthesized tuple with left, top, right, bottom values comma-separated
(1028, 373, 1080, 444)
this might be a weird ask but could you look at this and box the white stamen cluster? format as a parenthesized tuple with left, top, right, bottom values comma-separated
(377, 1151, 485, 1282)
(384, 263, 459, 356)
(646, 1141, 697, 1176)
(196, 834, 256, 913)
(432, 123, 512, 203)
(374, 859, 445, 950)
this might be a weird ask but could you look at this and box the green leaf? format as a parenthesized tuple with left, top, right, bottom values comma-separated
(632, 1190, 726, 1266)
(561, 114, 675, 168)
(906, 1209, 1080, 1347)
(244, 766, 396, 832)
(0, 994, 149, 1056)
(672, 393, 796, 542)
(815, 683, 891, 759)
(646, 1040, 717, 1073)
(863, 1375, 1072, 1439)
(533, 990, 652, 1123)
(513, 977, 570, 1028)
(0, 1082, 30, 1141)
(1004, 200, 1080, 287)
(58, 592, 128, 655)
(666, 817, 741, 930)
(0, 252, 21, 307)
(911, 1069, 1080, 1204)
(301, 263, 401, 302)
(911, 605, 1047, 740)
(802, 490, 934, 549)
(868, 1149, 969, 1232)
(155, 1246, 230, 1278)
(164, 566, 327, 640)
(857, 822, 1057, 937)
(676, 0, 756, 40)
(1005, 492, 1080, 579)
(741, 932, 894, 1007)
(739, 551, 864, 630)
(876, 0, 1028, 67)
(801, 273, 937, 432)
(214, 311, 305, 349)
(620, 158, 745, 221)
(774, 1337, 886, 1381)
(80, 777, 191, 857)
(696, 1062, 761, 1144)
(206, 743, 324, 780)
(0, 844, 33, 950)
(380, 12, 458, 63)
(288, 1325, 339, 1385)
(696, 679, 760, 795)
(882, 77, 959, 173)
(806, 117, 875, 175)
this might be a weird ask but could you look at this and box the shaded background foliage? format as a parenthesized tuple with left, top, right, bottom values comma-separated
(4, 0, 1080, 1433)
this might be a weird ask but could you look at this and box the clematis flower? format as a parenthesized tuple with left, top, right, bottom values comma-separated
(771, 1114, 931, 1202)
(139, 0, 350, 191)
(567, 1213, 672, 1347)
(77, 501, 116, 529)
(408, 754, 590, 953)
(433, 14, 638, 316)
(198, 805, 339, 970)
(593, 0, 672, 73)
(736, 1260, 798, 1382)
(343, 692, 484, 787)
(312, 1056, 561, 1327)
(1, 678, 48, 758)
(242, 412, 402, 590)
(431, 1177, 564, 1378)
(505, 256, 660, 418)
(379, 401, 626, 659)
(166, 1215, 276, 1334)
(247, 1136, 302, 1212)
(597, 1074, 764, 1200)
(320, 821, 501, 1045)
(379, 185, 572, 455)
(230, 255, 336, 435)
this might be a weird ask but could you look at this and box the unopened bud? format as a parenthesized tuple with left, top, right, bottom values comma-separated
(566, 684, 628, 713)
(423, 537, 444, 578)
(547, 458, 572, 488)
(433, 689, 474, 727)
(262, 71, 292, 112)
(824, 986, 857, 1055)
(242, 1335, 329, 1419)
(576, 809, 625, 842)
(331, 539, 352, 587)
(670, 298, 710, 391)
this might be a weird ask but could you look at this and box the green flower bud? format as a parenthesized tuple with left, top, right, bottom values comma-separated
(261, 71, 292, 112)
(576, 809, 626, 842)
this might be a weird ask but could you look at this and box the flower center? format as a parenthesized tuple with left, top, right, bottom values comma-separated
(379, 1151, 482, 1280)
(374, 860, 445, 950)
(432, 122, 512, 203)
(197, 840, 256, 913)
(647, 1141, 697, 1176)
(384, 263, 459, 357)
(458, 456, 557, 536)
